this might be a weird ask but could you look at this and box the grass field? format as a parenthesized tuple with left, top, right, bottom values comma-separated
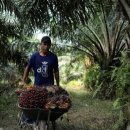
(0, 84, 119, 130)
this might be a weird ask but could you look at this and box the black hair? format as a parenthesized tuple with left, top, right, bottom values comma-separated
(41, 36, 51, 45)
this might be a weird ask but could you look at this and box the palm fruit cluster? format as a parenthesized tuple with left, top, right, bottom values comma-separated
(17, 85, 71, 110)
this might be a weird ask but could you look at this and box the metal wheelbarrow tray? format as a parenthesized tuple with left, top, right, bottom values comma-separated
(18, 105, 68, 121)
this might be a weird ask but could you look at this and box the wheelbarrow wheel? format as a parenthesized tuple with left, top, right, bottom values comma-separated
(38, 121, 46, 130)
(45, 121, 49, 130)
(37, 120, 56, 130)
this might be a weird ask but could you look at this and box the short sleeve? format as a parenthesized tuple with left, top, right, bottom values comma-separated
(28, 54, 35, 70)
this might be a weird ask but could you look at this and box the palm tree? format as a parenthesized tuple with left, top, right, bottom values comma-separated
(72, 5, 128, 70)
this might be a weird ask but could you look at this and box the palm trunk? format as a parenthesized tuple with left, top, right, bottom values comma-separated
(119, 0, 130, 21)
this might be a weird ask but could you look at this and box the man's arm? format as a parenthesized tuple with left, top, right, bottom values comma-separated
(54, 70, 60, 86)
(21, 66, 30, 85)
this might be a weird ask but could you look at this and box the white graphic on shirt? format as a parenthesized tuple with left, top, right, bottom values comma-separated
(37, 61, 48, 77)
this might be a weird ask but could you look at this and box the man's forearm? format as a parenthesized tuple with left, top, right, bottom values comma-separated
(54, 70, 60, 86)
(22, 66, 30, 83)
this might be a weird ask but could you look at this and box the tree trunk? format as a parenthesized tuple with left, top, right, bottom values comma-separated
(119, 0, 130, 21)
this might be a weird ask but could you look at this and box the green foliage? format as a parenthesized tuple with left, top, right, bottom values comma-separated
(112, 52, 130, 108)
(59, 54, 85, 85)
(0, 89, 17, 111)
(0, 94, 11, 109)
(95, 70, 117, 99)
(110, 52, 130, 129)
(84, 64, 116, 99)
(0, 64, 20, 84)
(0, 0, 116, 42)
(0, 0, 93, 38)
(113, 110, 127, 130)
(84, 64, 100, 90)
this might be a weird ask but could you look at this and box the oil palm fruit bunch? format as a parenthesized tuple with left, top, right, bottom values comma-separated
(18, 85, 71, 110)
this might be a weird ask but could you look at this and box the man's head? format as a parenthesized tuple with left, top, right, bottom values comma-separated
(41, 36, 51, 45)
(40, 36, 51, 53)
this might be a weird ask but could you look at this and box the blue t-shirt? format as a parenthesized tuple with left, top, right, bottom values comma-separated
(28, 51, 58, 86)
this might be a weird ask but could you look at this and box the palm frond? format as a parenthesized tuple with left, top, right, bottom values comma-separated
(71, 4, 128, 70)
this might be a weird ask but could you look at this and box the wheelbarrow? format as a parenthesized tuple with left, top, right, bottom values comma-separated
(17, 105, 68, 130)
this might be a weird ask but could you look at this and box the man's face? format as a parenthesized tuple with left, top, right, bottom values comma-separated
(40, 42, 51, 52)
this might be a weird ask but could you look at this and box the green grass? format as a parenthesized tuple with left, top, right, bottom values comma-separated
(58, 86, 119, 130)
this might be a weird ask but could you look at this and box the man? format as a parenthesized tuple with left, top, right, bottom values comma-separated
(21, 36, 60, 87)
(19, 36, 60, 127)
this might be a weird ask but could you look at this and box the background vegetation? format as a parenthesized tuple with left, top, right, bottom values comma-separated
(0, 0, 130, 130)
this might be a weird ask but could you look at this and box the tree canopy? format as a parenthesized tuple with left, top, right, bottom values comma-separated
(0, 0, 129, 66)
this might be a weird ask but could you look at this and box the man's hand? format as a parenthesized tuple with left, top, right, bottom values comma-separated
(19, 80, 26, 86)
